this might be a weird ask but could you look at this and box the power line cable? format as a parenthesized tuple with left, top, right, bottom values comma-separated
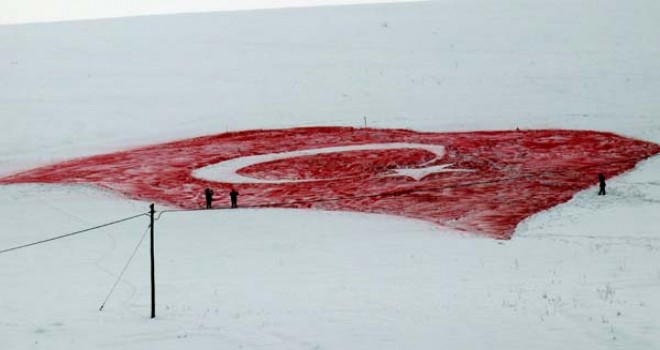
(0, 212, 148, 255)
(99, 223, 151, 311)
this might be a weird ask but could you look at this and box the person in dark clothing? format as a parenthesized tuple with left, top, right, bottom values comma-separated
(598, 173, 606, 195)
(204, 187, 214, 209)
(230, 188, 239, 208)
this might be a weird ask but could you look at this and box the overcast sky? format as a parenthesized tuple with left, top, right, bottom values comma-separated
(0, 0, 420, 25)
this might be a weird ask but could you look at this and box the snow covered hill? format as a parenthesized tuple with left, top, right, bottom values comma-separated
(1, 1, 659, 349)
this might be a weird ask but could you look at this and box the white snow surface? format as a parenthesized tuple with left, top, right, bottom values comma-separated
(1, 1, 659, 349)
(0, 0, 424, 25)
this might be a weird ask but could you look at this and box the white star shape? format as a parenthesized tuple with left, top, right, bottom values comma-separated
(387, 163, 474, 181)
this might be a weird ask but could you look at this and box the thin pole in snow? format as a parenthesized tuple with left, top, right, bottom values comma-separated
(150, 203, 156, 319)
(363, 116, 367, 128)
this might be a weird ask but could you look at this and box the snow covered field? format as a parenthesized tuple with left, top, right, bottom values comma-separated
(1, 1, 659, 349)
(0, 0, 424, 25)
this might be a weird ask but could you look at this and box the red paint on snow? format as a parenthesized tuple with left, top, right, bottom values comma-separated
(2, 127, 658, 239)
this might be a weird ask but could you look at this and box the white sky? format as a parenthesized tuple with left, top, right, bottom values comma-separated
(0, 0, 421, 25)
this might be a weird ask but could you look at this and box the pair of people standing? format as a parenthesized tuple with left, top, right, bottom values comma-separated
(204, 187, 239, 209)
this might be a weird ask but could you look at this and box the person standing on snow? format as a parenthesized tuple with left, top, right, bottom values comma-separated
(598, 173, 606, 196)
(230, 188, 239, 208)
(204, 187, 215, 209)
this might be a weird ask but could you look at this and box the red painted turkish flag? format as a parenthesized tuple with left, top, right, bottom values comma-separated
(2, 127, 658, 239)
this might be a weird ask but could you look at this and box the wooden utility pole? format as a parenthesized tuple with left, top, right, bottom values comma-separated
(150, 203, 156, 319)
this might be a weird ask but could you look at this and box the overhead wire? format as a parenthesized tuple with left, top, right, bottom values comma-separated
(99, 223, 151, 311)
(0, 212, 149, 255)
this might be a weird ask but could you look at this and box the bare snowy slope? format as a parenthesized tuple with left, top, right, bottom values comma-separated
(1, 1, 659, 349)
(1, 0, 659, 175)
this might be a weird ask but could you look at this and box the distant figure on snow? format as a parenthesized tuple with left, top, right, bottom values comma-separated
(204, 187, 214, 209)
(598, 173, 606, 196)
(230, 188, 239, 208)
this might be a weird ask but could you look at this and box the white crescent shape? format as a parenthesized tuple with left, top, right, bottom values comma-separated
(193, 143, 447, 184)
